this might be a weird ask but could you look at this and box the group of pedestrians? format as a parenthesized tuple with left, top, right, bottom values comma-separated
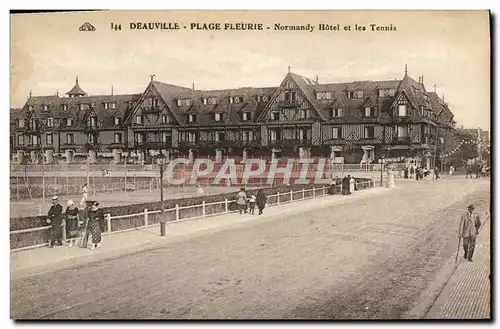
(236, 187, 267, 215)
(46, 195, 104, 251)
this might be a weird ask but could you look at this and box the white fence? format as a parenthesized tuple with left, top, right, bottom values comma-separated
(10, 181, 374, 252)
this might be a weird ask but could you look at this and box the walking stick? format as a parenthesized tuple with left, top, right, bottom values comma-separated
(455, 236, 462, 265)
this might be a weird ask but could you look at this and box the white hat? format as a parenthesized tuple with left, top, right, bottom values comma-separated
(52, 196, 58, 200)
(67, 200, 74, 206)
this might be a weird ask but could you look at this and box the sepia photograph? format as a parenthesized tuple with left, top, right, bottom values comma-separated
(9, 10, 491, 320)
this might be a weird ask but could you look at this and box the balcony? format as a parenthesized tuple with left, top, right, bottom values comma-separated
(278, 100, 300, 108)
(268, 139, 312, 147)
(393, 137, 411, 145)
(60, 143, 78, 150)
(136, 141, 171, 149)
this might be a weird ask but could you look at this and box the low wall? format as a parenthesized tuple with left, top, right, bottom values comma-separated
(10, 178, 375, 250)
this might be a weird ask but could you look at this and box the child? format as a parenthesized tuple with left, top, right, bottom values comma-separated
(249, 194, 256, 214)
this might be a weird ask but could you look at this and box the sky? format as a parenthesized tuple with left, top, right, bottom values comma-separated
(10, 10, 490, 130)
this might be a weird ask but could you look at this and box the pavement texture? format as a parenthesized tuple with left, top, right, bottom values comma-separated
(10, 178, 490, 319)
(425, 218, 491, 319)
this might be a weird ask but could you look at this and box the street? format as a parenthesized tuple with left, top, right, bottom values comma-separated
(10, 178, 490, 319)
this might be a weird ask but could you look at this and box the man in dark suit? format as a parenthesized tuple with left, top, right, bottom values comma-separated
(47, 196, 63, 247)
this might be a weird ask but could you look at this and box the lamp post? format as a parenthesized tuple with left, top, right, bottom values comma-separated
(159, 157, 166, 237)
(380, 156, 385, 187)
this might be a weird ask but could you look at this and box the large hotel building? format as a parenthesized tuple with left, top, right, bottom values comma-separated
(10, 67, 456, 168)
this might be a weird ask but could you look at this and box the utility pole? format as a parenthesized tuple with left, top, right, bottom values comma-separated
(159, 161, 166, 236)
(380, 156, 385, 187)
(41, 146, 45, 207)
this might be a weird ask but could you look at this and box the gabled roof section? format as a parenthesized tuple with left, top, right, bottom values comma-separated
(150, 80, 193, 124)
(66, 76, 87, 97)
(394, 72, 431, 109)
(289, 72, 324, 121)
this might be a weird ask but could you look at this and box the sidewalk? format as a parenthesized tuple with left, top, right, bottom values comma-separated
(10, 186, 390, 280)
(425, 218, 491, 319)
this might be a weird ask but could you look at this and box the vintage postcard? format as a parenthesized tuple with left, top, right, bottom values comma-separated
(9, 10, 491, 320)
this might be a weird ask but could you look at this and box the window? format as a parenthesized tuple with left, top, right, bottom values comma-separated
(203, 97, 218, 105)
(284, 91, 296, 102)
(379, 89, 396, 97)
(17, 135, 24, 145)
(61, 104, 68, 111)
(66, 133, 74, 144)
(89, 116, 98, 127)
(162, 114, 170, 124)
(398, 105, 408, 117)
(31, 135, 39, 145)
(162, 132, 170, 143)
(47, 117, 54, 127)
(257, 95, 268, 102)
(364, 126, 375, 139)
(300, 109, 308, 119)
(188, 114, 196, 123)
(46, 134, 53, 145)
(79, 104, 87, 111)
(114, 117, 122, 126)
(188, 132, 197, 143)
(88, 134, 97, 144)
(43, 105, 49, 111)
(153, 99, 159, 107)
(18, 119, 25, 128)
(298, 129, 306, 140)
(242, 131, 253, 142)
(270, 129, 279, 141)
(332, 127, 342, 139)
(215, 132, 225, 142)
(353, 90, 364, 99)
(331, 108, 344, 118)
(230, 96, 244, 104)
(28, 105, 34, 111)
(397, 126, 409, 138)
(364, 107, 376, 117)
(347, 91, 353, 99)
(104, 103, 108, 110)
(136, 133, 144, 143)
(242, 112, 251, 121)
(66, 118, 74, 127)
(114, 133, 122, 143)
(270, 111, 279, 121)
(214, 113, 222, 122)
(315, 91, 333, 100)
(136, 115, 143, 124)
(177, 99, 192, 107)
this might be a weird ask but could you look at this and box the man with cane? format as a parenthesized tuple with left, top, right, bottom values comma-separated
(457, 204, 481, 263)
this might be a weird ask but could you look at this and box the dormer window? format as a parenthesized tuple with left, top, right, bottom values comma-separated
(114, 117, 122, 126)
(284, 91, 296, 102)
(397, 105, 408, 117)
(162, 114, 170, 124)
(177, 98, 192, 107)
(42, 104, 49, 111)
(331, 108, 344, 118)
(88, 116, 98, 127)
(47, 117, 54, 127)
(18, 119, 25, 128)
(257, 95, 269, 102)
(28, 105, 33, 112)
(66, 118, 74, 127)
(242, 111, 251, 121)
(230, 96, 244, 104)
(270, 111, 279, 121)
(104, 102, 116, 110)
(61, 104, 68, 111)
(315, 91, 333, 100)
(364, 107, 376, 117)
(214, 113, 222, 122)
(203, 97, 218, 105)
(153, 99, 159, 107)
(136, 115, 143, 125)
(188, 114, 197, 123)
(379, 89, 396, 97)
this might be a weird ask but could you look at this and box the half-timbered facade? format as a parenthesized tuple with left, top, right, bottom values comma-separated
(11, 68, 457, 166)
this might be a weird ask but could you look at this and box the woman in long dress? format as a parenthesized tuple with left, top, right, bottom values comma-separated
(65, 200, 80, 247)
(256, 189, 267, 215)
(80, 183, 89, 207)
(87, 201, 104, 250)
(349, 176, 355, 194)
(236, 188, 248, 215)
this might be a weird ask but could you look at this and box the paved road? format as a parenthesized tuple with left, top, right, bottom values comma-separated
(11, 178, 490, 319)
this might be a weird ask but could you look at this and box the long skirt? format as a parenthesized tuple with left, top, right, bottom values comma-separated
(89, 221, 102, 244)
(66, 218, 79, 239)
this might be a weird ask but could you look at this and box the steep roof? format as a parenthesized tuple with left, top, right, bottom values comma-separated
(66, 77, 87, 96)
(395, 73, 431, 109)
